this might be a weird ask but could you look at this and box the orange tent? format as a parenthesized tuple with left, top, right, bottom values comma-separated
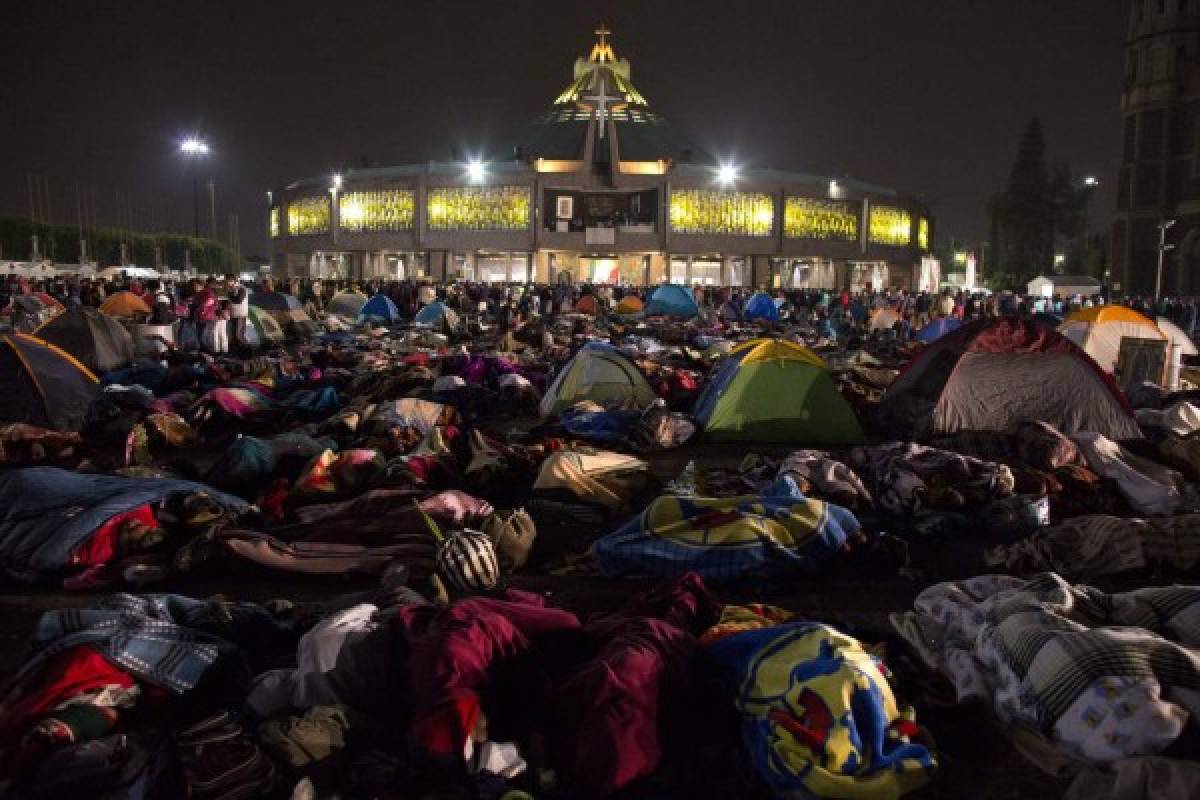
(615, 296, 644, 314)
(99, 291, 152, 318)
(575, 295, 599, 315)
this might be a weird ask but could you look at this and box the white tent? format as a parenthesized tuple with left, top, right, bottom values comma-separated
(1157, 317, 1199, 357)
(97, 266, 162, 281)
(1027, 274, 1103, 298)
(538, 342, 657, 417)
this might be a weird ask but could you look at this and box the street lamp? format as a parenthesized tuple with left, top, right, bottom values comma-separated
(1155, 218, 1177, 300)
(180, 137, 210, 237)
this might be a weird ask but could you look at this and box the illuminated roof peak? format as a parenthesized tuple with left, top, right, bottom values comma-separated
(555, 27, 648, 110)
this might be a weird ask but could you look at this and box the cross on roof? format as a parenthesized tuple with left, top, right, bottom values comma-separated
(583, 78, 613, 139)
(595, 24, 610, 45)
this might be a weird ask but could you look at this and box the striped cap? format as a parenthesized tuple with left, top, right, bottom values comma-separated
(435, 530, 500, 592)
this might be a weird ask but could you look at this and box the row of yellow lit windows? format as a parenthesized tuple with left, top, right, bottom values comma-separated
(287, 196, 331, 236)
(869, 206, 913, 247)
(339, 190, 416, 233)
(427, 186, 531, 231)
(669, 190, 774, 237)
(269, 208, 280, 238)
(783, 197, 858, 241)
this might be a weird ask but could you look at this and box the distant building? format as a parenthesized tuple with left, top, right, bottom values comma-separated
(1027, 274, 1103, 298)
(1112, 0, 1200, 296)
(270, 28, 933, 289)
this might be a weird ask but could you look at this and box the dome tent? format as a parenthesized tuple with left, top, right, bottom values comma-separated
(575, 295, 599, 315)
(878, 316, 1140, 440)
(743, 292, 781, 323)
(615, 295, 644, 314)
(99, 291, 151, 319)
(358, 293, 401, 324)
(1059, 306, 1164, 374)
(247, 306, 286, 347)
(692, 339, 864, 444)
(539, 342, 657, 418)
(35, 309, 135, 375)
(916, 317, 961, 344)
(0, 334, 100, 431)
(644, 284, 699, 318)
(326, 290, 369, 320)
(414, 301, 460, 330)
(1156, 317, 1199, 357)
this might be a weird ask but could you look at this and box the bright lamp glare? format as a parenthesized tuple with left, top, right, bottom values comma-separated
(180, 138, 209, 155)
(716, 164, 738, 185)
(829, 179, 840, 195)
(1083, 175, 1099, 187)
(331, 173, 343, 190)
(466, 160, 486, 183)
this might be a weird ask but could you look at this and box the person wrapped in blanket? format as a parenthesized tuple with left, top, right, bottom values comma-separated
(592, 475, 862, 580)
(702, 604, 937, 799)
(892, 573, 1200, 764)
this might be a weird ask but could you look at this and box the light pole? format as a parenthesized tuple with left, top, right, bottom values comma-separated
(1155, 218, 1176, 301)
(180, 138, 210, 237)
(1081, 176, 1098, 265)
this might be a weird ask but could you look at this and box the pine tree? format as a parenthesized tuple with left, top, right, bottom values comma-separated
(992, 118, 1054, 283)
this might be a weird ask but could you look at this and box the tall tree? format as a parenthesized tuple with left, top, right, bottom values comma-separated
(992, 117, 1054, 283)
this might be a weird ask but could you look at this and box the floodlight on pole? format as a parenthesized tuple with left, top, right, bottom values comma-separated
(179, 137, 211, 238)
(716, 163, 739, 186)
(1083, 175, 1099, 187)
(466, 160, 486, 184)
(829, 179, 840, 197)
(330, 173, 343, 192)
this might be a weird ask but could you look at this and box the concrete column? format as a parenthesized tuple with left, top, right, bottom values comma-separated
(721, 255, 735, 287)
(649, 253, 667, 284)
(686, 255, 694, 285)
(834, 260, 850, 292)
(752, 255, 772, 289)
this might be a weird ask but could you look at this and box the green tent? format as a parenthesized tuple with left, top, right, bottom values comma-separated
(692, 339, 864, 443)
(248, 305, 286, 347)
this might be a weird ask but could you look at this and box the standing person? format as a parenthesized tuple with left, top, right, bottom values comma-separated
(193, 277, 221, 354)
(226, 275, 249, 352)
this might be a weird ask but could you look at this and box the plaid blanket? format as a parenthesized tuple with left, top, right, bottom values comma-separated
(906, 573, 1200, 762)
(20, 594, 234, 695)
(593, 475, 859, 580)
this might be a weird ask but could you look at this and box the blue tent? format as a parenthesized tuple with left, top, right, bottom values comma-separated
(644, 284, 699, 318)
(916, 317, 962, 343)
(415, 301, 453, 325)
(357, 293, 400, 324)
(743, 292, 781, 322)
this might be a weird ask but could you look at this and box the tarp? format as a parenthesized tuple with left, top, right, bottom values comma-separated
(869, 308, 901, 330)
(35, 309, 135, 374)
(742, 292, 780, 322)
(593, 475, 860, 579)
(0, 334, 99, 431)
(99, 291, 151, 318)
(358, 293, 400, 324)
(879, 316, 1140, 440)
(0, 467, 246, 579)
(644, 284, 699, 318)
(539, 342, 657, 417)
(692, 339, 865, 444)
(325, 290, 369, 320)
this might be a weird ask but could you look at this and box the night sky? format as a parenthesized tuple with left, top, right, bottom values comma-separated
(3, 0, 1127, 260)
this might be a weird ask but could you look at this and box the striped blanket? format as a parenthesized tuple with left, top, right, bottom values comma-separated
(900, 573, 1200, 762)
(592, 475, 859, 579)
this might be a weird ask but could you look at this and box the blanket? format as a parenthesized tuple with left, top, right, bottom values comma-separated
(897, 573, 1200, 763)
(704, 616, 936, 799)
(593, 475, 859, 579)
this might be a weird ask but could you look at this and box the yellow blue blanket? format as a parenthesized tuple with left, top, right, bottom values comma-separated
(592, 476, 859, 579)
(704, 618, 936, 799)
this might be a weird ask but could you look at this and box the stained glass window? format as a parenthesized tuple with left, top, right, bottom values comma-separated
(426, 186, 531, 231)
(338, 190, 415, 233)
(869, 205, 912, 247)
(918, 218, 930, 250)
(669, 190, 774, 236)
(287, 196, 331, 236)
(784, 197, 859, 241)
(269, 207, 280, 238)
